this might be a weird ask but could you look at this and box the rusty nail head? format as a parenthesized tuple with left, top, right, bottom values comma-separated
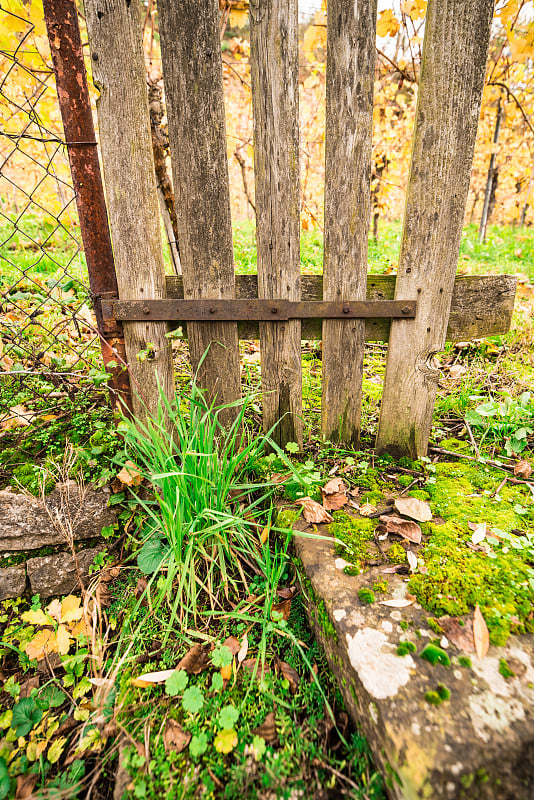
(271, 307, 278, 314)
(143, 306, 150, 315)
(209, 307, 215, 313)
(342, 305, 350, 314)
(401, 305, 411, 314)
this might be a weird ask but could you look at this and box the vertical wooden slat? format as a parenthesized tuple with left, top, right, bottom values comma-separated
(250, 0, 302, 448)
(84, 0, 174, 422)
(321, 0, 378, 446)
(376, 0, 495, 458)
(157, 0, 241, 419)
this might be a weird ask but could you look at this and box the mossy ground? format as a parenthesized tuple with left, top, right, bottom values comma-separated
(330, 461, 534, 646)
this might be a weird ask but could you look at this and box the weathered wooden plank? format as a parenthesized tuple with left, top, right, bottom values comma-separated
(84, 0, 174, 421)
(322, 0, 378, 446)
(165, 274, 517, 342)
(250, 0, 302, 448)
(157, 0, 240, 418)
(376, 0, 496, 459)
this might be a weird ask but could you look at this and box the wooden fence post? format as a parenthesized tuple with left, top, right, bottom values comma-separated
(250, 0, 302, 448)
(376, 0, 495, 458)
(157, 0, 241, 420)
(321, 0, 378, 446)
(84, 0, 174, 422)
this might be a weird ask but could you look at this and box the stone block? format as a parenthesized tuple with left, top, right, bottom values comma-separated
(0, 483, 115, 551)
(0, 566, 27, 600)
(26, 547, 102, 597)
(294, 520, 534, 800)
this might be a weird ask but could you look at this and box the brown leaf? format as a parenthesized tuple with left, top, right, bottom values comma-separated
(274, 657, 300, 693)
(253, 711, 278, 745)
(163, 719, 191, 754)
(514, 459, 532, 479)
(19, 675, 39, 698)
(241, 658, 271, 682)
(237, 634, 248, 664)
(379, 514, 422, 543)
(95, 581, 112, 610)
(135, 577, 148, 601)
(393, 496, 432, 523)
(222, 636, 241, 656)
(295, 497, 333, 524)
(359, 503, 377, 517)
(439, 617, 475, 653)
(116, 460, 142, 487)
(177, 643, 211, 675)
(16, 774, 38, 800)
(323, 491, 348, 511)
(322, 477, 347, 495)
(474, 604, 489, 659)
(271, 473, 291, 484)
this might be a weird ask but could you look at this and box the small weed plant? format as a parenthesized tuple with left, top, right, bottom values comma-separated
(465, 391, 534, 456)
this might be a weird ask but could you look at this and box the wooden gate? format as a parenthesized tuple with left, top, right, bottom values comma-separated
(52, 0, 516, 458)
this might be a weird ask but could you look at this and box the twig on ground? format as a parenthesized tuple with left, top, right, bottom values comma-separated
(464, 418, 480, 459)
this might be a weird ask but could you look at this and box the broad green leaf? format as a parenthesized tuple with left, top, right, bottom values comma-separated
(165, 670, 188, 697)
(217, 704, 239, 730)
(181, 686, 204, 715)
(11, 697, 43, 737)
(137, 538, 168, 575)
(189, 732, 208, 758)
(0, 757, 9, 800)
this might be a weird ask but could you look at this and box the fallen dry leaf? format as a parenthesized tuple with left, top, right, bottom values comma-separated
(223, 636, 241, 656)
(379, 597, 416, 608)
(295, 497, 333, 524)
(321, 477, 348, 511)
(19, 675, 39, 698)
(275, 658, 300, 693)
(116, 460, 142, 487)
(439, 617, 475, 653)
(474, 604, 489, 659)
(359, 503, 377, 517)
(393, 496, 432, 523)
(253, 711, 278, 745)
(237, 633, 248, 664)
(177, 643, 211, 675)
(163, 719, 191, 754)
(0, 404, 32, 432)
(469, 522, 487, 545)
(514, 459, 532, 479)
(220, 663, 232, 681)
(272, 586, 297, 621)
(15, 773, 38, 800)
(131, 668, 176, 688)
(406, 550, 418, 572)
(379, 514, 422, 544)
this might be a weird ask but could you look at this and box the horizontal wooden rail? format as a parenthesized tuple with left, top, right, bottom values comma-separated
(165, 274, 517, 342)
(103, 299, 416, 322)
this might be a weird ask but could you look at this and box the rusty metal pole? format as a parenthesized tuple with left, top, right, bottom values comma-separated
(42, 0, 132, 415)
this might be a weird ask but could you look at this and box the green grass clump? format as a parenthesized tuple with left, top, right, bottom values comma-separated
(387, 543, 406, 564)
(358, 588, 375, 605)
(498, 658, 515, 679)
(396, 641, 416, 657)
(372, 581, 388, 594)
(419, 644, 451, 667)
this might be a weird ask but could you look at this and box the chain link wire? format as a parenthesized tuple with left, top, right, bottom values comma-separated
(0, 5, 110, 480)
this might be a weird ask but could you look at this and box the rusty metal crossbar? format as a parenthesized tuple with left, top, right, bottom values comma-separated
(102, 298, 417, 323)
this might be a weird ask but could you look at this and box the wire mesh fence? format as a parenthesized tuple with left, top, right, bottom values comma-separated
(0, 4, 111, 482)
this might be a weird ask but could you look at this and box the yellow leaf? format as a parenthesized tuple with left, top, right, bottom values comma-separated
(377, 9, 400, 38)
(60, 595, 83, 624)
(26, 739, 47, 762)
(47, 736, 67, 764)
(69, 618, 93, 639)
(229, 9, 248, 28)
(25, 629, 57, 661)
(22, 609, 49, 626)
(220, 663, 232, 681)
(56, 625, 72, 655)
(400, 0, 427, 20)
(214, 729, 238, 754)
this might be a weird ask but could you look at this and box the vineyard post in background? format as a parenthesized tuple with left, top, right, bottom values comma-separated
(42, 0, 132, 415)
(84, 0, 174, 423)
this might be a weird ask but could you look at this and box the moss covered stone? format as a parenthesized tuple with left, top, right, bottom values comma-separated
(457, 656, 472, 669)
(498, 658, 515, 679)
(358, 588, 375, 605)
(396, 641, 416, 657)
